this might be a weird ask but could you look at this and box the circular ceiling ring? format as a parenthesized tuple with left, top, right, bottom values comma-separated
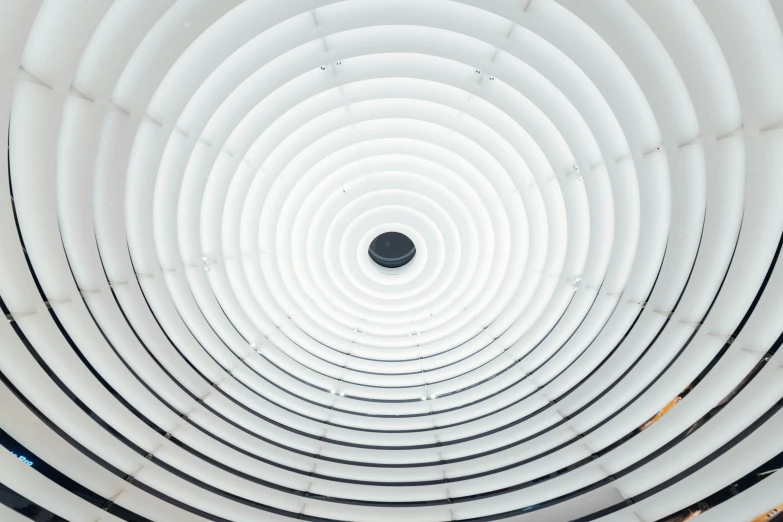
(2, 1, 783, 522)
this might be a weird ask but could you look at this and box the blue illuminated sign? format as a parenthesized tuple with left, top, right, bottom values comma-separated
(8, 450, 33, 467)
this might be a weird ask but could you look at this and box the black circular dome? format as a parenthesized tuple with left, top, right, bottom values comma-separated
(368, 232, 416, 268)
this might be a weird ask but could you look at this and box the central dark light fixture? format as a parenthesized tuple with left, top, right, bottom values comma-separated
(368, 232, 416, 268)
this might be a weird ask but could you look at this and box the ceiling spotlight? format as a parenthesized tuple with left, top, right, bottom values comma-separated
(250, 342, 257, 349)
(421, 396, 427, 401)
(368, 232, 416, 268)
(201, 256, 208, 261)
(339, 391, 345, 396)
(204, 266, 211, 272)
(330, 389, 336, 394)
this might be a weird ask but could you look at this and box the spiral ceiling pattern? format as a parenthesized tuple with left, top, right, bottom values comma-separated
(2, 1, 783, 521)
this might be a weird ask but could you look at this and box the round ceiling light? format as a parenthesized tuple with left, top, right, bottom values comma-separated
(368, 231, 416, 268)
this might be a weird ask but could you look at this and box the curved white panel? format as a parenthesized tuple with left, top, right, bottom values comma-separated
(1, 0, 782, 521)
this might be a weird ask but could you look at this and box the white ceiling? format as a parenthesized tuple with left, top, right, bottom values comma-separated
(1, 0, 783, 521)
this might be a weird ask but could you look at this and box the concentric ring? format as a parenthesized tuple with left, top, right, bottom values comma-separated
(2, 1, 783, 521)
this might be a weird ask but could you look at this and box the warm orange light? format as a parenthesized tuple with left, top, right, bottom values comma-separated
(640, 396, 682, 430)
(750, 503, 783, 522)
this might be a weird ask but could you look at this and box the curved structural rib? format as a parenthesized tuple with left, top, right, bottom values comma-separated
(1, 1, 783, 521)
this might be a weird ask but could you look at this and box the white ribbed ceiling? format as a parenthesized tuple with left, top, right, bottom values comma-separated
(1, 0, 783, 521)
